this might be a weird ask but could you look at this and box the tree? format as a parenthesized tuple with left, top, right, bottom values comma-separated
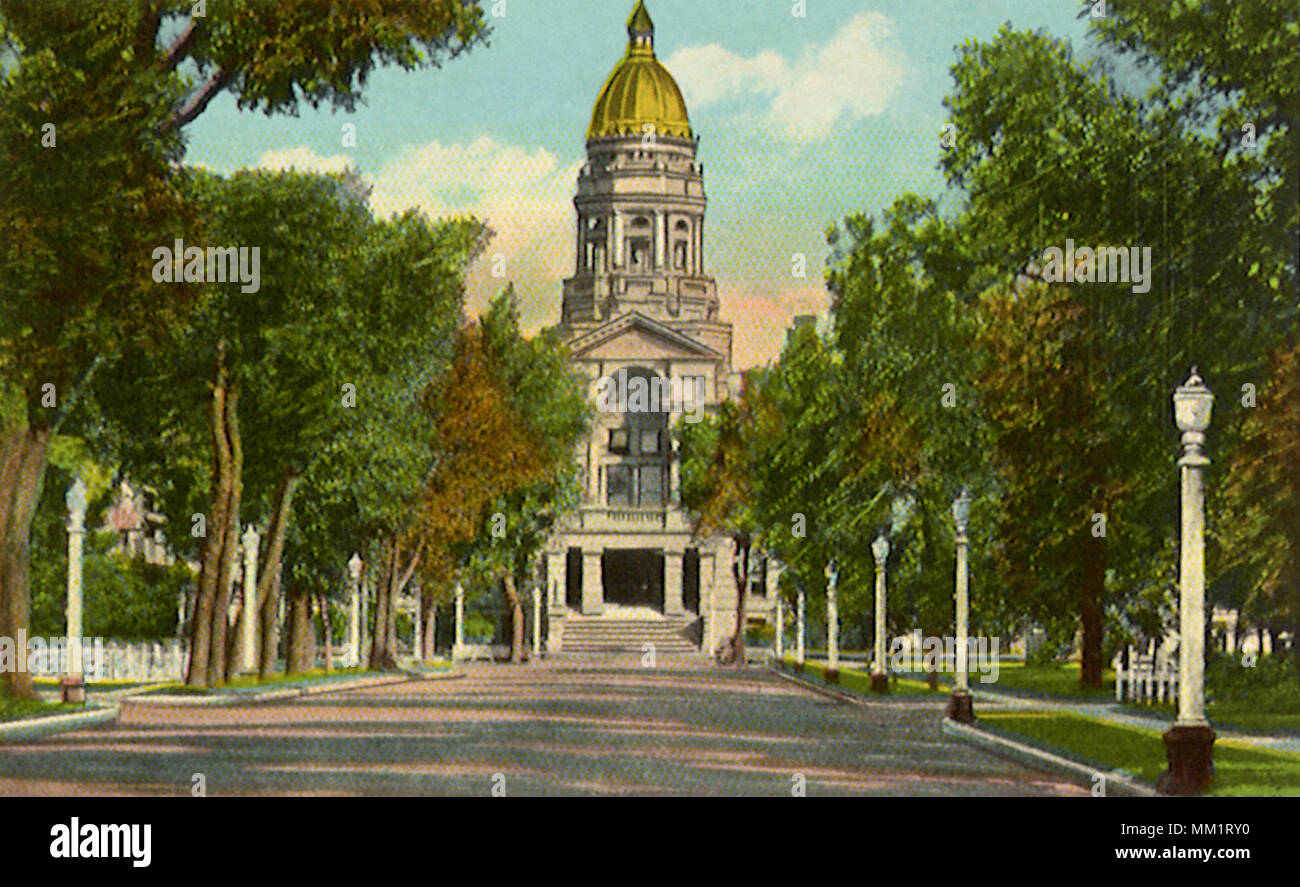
(1222, 338, 1300, 673)
(0, 0, 489, 696)
(940, 21, 1295, 685)
(414, 291, 588, 664)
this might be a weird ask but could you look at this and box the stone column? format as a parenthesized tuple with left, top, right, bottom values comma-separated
(532, 584, 542, 656)
(62, 478, 88, 703)
(653, 210, 664, 269)
(613, 212, 623, 268)
(825, 563, 839, 675)
(576, 213, 585, 272)
(546, 551, 566, 653)
(663, 550, 684, 615)
(696, 216, 704, 273)
(581, 549, 603, 615)
(453, 583, 466, 661)
(546, 551, 566, 608)
(796, 585, 806, 666)
(239, 526, 259, 674)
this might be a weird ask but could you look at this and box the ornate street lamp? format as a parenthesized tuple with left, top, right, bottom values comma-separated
(871, 533, 891, 693)
(62, 477, 88, 704)
(825, 561, 840, 682)
(347, 553, 363, 668)
(1159, 367, 1216, 795)
(239, 526, 260, 674)
(945, 488, 974, 723)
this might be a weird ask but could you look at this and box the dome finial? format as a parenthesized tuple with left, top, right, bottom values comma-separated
(628, 1, 654, 46)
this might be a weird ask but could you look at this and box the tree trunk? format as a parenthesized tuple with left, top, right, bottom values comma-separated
(285, 587, 315, 674)
(369, 539, 422, 669)
(502, 572, 526, 663)
(256, 468, 300, 677)
(210, 385, 242, 684)
(0, 425, 50, 700)
(723, 537, 749, 666)
(368, 540, 397, 669)
(1079, 530, 1105, 688)
(421, 597, 437, 660)
(188, 344, 234, 687)
(318, 591, 333, 671)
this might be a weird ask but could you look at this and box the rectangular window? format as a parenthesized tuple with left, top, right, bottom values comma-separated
(638, 467, 664, 507)
(608, 428, 629, 454)
(607, 465, 633, 507)
(640, 430, 661, 454)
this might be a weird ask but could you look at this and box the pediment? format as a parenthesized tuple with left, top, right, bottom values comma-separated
(567, 312, 721, 362)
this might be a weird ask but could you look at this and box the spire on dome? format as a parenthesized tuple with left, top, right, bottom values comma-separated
(627, 1, 654, 46)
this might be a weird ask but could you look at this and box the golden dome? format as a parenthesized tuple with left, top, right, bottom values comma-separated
(587, 2, 692, 141)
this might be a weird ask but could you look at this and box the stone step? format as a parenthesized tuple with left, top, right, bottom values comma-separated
(561, 614, 699, 653)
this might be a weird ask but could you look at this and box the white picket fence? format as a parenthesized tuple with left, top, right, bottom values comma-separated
(1113, 644, 1178, 704)
(29, 639, 186, 684)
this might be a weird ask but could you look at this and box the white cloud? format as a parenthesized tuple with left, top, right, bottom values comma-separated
(257, 146, 354, 175)
(665, 12, 905, 140)
(369, 138, 582, 326)
(257, 140, 581, 329)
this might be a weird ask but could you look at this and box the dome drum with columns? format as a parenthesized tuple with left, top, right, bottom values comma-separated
(561, 1, 722, 341)
(538, 3, 779, 658)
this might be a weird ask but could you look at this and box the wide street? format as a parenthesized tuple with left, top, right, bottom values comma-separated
(0, 659, 1086, 796)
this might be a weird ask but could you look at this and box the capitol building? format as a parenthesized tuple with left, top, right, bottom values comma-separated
(541, 3, 779, 655)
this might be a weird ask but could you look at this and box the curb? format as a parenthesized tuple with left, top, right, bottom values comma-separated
(770, 664, 871, 706)
(0, 706, 118, 742)
(769, 663, 941, 708)
(941, 716, 1159, 797)
(118, 673, 413, 714)
(400, 668, 467, 682)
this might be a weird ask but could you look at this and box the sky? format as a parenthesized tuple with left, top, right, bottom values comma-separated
(184, 0, 1097, 370)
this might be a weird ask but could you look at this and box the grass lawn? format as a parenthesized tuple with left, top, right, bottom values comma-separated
(136, 666, 386, 696)
(1115, 699, 1300, 736)
(969, 662, 1116, 699)
(979, 710, 1300, 796)
(0, 692, 83, 723)
(781, 656, 943, 698)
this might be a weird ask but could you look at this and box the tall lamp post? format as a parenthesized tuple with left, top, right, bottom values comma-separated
(945, 488, 974, 723)
(62, 477, 88, 704)
(347, 553, 362, 668)
(871, 534, 890, 693)
(239, 526, 259, 675)
(1159, 368, 1216, 795)
(825, 562, 839, 682)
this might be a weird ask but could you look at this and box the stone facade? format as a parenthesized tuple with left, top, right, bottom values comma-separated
(543, 4, 776, 655)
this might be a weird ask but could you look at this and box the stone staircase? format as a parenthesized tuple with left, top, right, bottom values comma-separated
(561, 612, 699, 653)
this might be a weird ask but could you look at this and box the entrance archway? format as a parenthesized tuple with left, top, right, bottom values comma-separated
(602, 549, 663, 610)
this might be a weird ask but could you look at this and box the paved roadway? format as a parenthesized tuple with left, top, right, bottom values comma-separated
(0, 657, 1087, 796)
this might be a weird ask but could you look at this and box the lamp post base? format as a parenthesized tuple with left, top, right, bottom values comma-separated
(1158, 724, 1216, 796)
(824, 667, 839, 684)
(870, 672, 889, 694)
(945, 688, 974, 723)
(60, 676, 85, 704)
